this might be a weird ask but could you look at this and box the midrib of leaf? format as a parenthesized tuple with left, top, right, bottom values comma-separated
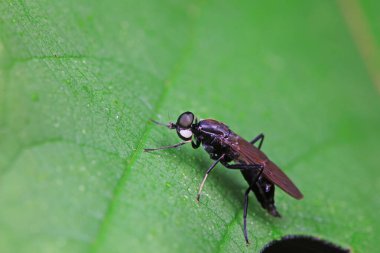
(87, 12, 199, 253)
(337, 0, 380, 93)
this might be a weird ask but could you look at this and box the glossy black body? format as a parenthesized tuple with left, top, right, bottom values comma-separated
(146, 112, 303, 244)
(190, 119, 302, 216)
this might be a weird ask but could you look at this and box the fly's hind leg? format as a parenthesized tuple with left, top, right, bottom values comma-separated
(243, 187, 251, 245)
(236, 166, 264, 244)
(250, 133, 264, 150)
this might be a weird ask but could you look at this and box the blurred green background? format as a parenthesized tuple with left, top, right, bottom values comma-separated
(0, 0, 379, 252)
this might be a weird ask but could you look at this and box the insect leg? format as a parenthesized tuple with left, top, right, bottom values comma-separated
(191, 138, 201, 149)
(243, 186, 251, 244)
(150, 119, 176, 129)
(250, 133, 264, 150)
(144, 140, 190, 152)
(196, 154, 225, 202)
(224, 163, 263, 171)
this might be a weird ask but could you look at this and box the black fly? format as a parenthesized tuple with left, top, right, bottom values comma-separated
(144, 111, 303, 244)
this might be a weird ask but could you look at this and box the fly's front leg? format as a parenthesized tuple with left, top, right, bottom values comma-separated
(250, 133, 264, 150)
(144, 140, 191, 152)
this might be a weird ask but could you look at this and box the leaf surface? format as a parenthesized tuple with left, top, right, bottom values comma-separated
(0, 1, 379, 253)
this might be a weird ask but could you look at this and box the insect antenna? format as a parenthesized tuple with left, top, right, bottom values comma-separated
(150, 119, 176, 129)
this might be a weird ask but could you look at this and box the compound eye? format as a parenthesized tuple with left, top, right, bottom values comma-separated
(177, 112, 194, 128)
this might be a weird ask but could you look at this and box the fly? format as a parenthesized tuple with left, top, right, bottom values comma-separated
(144, 111, 303, 244)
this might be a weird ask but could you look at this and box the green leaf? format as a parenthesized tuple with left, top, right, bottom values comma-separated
(1, 0, 379, 253)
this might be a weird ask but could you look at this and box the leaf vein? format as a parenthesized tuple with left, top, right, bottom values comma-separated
(87, 13, 199, 253)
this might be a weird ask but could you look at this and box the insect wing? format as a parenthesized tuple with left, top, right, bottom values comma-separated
(262, 160, 303, 199)
(232, 136, 303, 199)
